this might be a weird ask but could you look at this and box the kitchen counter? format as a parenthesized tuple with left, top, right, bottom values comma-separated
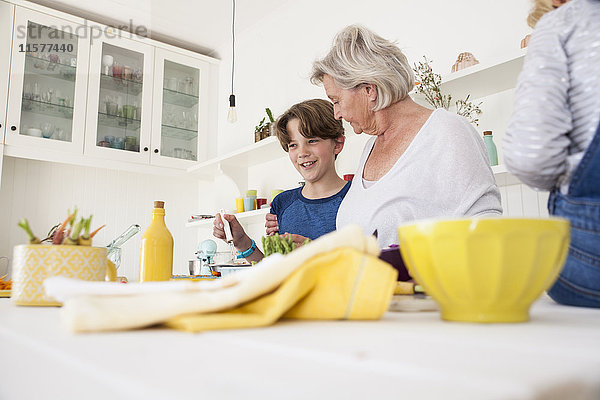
(1, 295, 599, 400)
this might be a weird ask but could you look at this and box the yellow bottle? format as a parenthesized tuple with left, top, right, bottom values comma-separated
(139, 201, 174, 282)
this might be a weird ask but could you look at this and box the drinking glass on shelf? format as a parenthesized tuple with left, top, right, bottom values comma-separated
(112, 62, 123, 79)
(102, 55, 113, 76)
(177, 79, 187, 94)
(123, 65, 132, 80)
(42, 122, 54, 139)
(185, 77, 194, 95)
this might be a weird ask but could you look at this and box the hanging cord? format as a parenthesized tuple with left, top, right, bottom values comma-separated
(231, 0, 236, 95)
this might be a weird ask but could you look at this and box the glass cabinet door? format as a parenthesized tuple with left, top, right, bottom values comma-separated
(0, 2, 14, 143)
(5, 7, 90, 152)
(151, 48, 209, 168)
(85, 29, 153, 163)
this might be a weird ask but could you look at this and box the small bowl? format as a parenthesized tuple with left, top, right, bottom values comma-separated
(26, 128, 42, 137)
(397, 217, 570, 323)
(378, 245, 411, 281)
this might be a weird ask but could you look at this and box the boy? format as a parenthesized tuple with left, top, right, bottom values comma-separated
(213, 99, 349, 263)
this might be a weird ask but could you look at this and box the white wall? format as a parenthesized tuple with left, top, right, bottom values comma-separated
(0, 157, 199, 279)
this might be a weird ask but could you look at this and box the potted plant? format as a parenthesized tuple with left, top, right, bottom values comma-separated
(254, 108, 276, 142)
(413, 56, 482, 125)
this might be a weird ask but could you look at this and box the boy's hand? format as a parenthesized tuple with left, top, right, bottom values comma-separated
(213, 213, 251, 250)
(265, 213, 279, 236)
(282, 233, 309, 248)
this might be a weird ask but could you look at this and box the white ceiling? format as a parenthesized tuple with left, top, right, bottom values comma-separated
(28, 0, 288, 59)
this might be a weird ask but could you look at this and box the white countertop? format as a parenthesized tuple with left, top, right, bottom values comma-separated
(1, 295, 599, 400)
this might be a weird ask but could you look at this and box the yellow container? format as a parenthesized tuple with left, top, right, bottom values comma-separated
(11, 245, 109, 306)
(139, 201, 174, 282)
(397, 217, 570, 323)
(235, 197, 245, 213)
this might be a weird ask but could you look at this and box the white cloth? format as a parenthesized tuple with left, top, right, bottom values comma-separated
(504, 0, 600, 193)
(337, 109, 502, 247)
(44, 226, 379, 332)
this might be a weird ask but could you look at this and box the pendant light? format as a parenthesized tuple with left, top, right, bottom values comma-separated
(227, 0, 237, 123)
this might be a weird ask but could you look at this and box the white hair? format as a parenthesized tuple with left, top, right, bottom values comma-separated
(311, 25, 414, 111)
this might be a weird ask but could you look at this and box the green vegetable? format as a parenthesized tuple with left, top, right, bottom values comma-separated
(64, 217, 85, 245)
(17, 219, 41, 244)
(262, 233, 311, 257)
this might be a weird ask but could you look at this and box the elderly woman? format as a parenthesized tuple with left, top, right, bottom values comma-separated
(308, 25, 502, 247)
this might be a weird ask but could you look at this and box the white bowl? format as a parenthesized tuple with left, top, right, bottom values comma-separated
(26, 128, 42, 137)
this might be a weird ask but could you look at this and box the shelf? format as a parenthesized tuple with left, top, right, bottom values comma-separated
(161, 124, 197, 141)
(163, 88, 199, 107)
(411, 49, 526, 105)
(21, 98, 74, 119)
(186, 208, 270, 228)
(440, 49, 526, 101)
(100, 73, 142, 96)
(187, 136, 285, 178)
(24, 54, 76, 82)
(97, 112, 141, 130)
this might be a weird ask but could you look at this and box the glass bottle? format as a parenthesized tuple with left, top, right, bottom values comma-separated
(139, 201, 173, 282)
(483, 130, 498, 166)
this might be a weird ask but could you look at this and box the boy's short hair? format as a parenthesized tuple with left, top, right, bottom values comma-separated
(275, 99, 345, 152)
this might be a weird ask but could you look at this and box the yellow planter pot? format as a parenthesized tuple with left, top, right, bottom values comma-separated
(11, 245, 110, 306)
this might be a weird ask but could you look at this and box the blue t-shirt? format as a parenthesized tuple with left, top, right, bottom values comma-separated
(270, 181, 351, 240)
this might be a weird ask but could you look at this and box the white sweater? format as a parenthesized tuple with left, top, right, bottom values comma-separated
(337, 109, 502, 247)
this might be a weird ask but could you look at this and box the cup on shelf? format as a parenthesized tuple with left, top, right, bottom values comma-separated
(173, 148, 184, 159)
(165, 77, 178, 91)
(177, 79, 187, 94)
(106, 100, 118, 116)
(243, 197, 255, 212)
(236, 198, 245, 213)
(104, 135, 115, 145)
(125, 136, 137, 151)
(122, 105, 136, 119)
(256, 198, 267, 209)
(112, 62, 122, 79)
(123, 65, 132, 80)
(111, 137, 125, 150)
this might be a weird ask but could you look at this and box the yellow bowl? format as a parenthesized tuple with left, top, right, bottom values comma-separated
(397, 217, 570, 323)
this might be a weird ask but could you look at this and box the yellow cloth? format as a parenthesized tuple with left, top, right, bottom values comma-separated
(166, 247, 398, 332)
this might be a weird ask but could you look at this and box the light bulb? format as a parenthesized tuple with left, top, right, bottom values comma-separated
(227, 107, 237, 123)
(227, 94, 237, 123)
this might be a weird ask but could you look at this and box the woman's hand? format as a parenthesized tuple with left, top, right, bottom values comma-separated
(265, 213, 279, 236)
(213, 213, 252, 250)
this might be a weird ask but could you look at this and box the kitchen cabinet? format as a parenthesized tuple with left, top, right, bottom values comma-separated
(84, 28, 154, 164)
(1, 1, 218, 174)
(150, 48, 211, 168)
(0, 1, 14, 144)
(5, 6, 90, 154)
